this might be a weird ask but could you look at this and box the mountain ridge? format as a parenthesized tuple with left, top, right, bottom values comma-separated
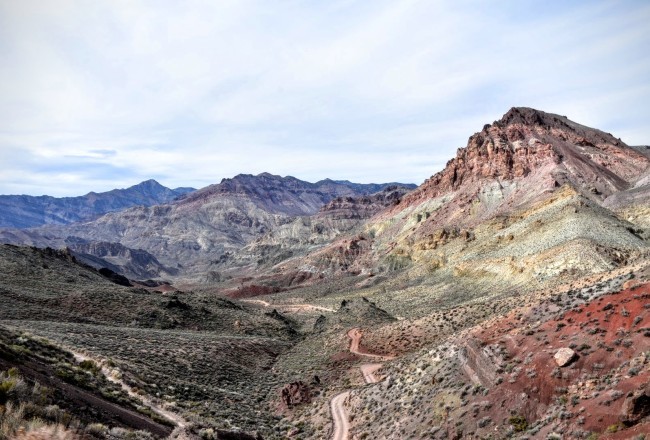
(226, 107, 649, 296)
(0, 179, 196, 229)
(394, 107, 648, 217)
(0, 174, 417, 278)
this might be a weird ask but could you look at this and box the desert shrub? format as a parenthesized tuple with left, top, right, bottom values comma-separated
(85, 423, 108, 436)
(0, 379, 16, 404)
(107, 427, 154, 439)
(509, 415, 528, 432)
(78, 360, 100, 375)
(606, 423, 622, 433)
(12, 424, 79, 440)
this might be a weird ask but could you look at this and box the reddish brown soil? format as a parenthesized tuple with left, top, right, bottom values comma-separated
(457, 283, 650, 437)
(224, 284, 284, 299)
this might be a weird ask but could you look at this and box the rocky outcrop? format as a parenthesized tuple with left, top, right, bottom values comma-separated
(335, 297, 396, 325)
(280, 381, 312, 407)
(98, 267, 132, 287)
(318, 185, 412, 220)
(395, 107, 649, 212)
(620, 384, 650, 425)
(0, 179, 194, 229)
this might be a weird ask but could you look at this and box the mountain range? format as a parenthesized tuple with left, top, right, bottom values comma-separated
(0, 176, 415, 278)
(0, 107, 648, 440)
(0, 179, 195, 228)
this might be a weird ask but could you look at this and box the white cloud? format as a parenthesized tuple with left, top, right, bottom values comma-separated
(0, 0, 649, 196)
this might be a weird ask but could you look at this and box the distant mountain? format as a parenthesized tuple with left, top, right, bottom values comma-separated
(630, 145, 650, 158)
(327, 179, 417, 194)
(213, 184, 415, 274)
(177, 173, 415, 216)
(0, 179, 195, 228)
(0, 173, 416, 277)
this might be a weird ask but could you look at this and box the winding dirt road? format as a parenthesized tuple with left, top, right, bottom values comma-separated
(330, 328, 389, 440)
(330, 391, 351, 440)
(240, 299, 336, 313)
(347, 328, 394, 360)
(359, 363, 383, 384)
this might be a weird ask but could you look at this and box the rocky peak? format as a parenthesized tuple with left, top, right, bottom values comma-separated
(135, 178, 164, 187)
(396, 107, 650, 210)
(495, 106, 551, 127)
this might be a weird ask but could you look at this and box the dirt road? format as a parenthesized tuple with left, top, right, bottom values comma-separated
(359, 363, 383, 384)
(330, 328, 389, 440)
(240, 298, 336, 313)
(347, 328, 393, 360)
(330, 391, 351, 440)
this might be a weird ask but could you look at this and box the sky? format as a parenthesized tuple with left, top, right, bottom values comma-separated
(0, 1, 649, 196)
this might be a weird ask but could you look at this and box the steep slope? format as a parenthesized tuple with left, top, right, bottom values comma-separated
(0, 243, 297, 438)
(207, 184, 414, 280)
(0, 244, 297, 337)
(603, 165, 650, 228)
(0, 326, 175, 438)
(345, 276, 650, 439)
(67, 241, 179, 279)
(0, 179, 195, 228)
(390, 107, 647, 224)
(262, 108, 649, 294)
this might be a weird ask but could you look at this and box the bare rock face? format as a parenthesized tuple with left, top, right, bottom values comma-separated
(319, 185, 413, 220)
(620, 384, 650, 426)
(280, 381, 312, 407)
(396, 107, 650, 211)
(554, 347, 577, 367)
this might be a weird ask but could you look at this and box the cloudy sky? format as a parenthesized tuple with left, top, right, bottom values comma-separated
(1, 0, 649, 196)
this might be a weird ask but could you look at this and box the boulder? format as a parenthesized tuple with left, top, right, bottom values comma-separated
(554, 347, 577, 367)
